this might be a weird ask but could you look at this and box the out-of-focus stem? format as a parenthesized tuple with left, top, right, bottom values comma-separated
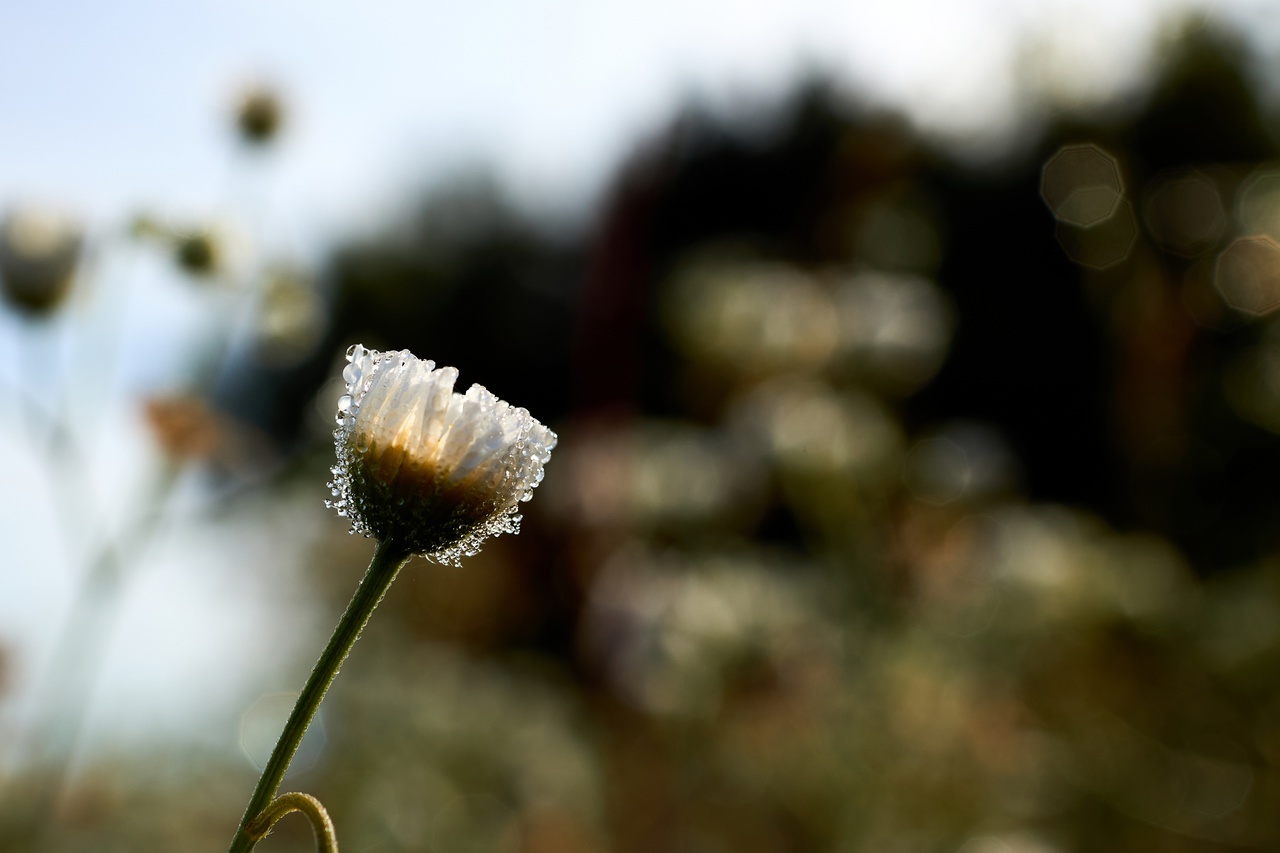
(2, 462, 182, 845)
(227, 536, 411, 853)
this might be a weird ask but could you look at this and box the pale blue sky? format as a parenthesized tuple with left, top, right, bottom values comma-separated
(0, 0, 1238, 250)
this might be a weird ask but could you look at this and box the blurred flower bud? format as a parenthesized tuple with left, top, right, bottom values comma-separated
(175, 230, 220, 278)
(0, 208, 83, 316)
(327, 344, 557, 564)
(256, 265, 325, 366)
(235, 85, 285, 146)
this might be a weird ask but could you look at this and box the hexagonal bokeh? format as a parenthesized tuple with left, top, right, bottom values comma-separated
(239, 691, 328, 776)
(1237, 168, 1280, 242)
(1041, 143, 1124, 227)
(1054, 199, 1139, 270)
(1215, 236, 1280, 317)
(1144, 170, 1225, 257)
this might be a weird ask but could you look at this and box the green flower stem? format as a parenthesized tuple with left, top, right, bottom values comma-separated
(227, 536, 412, 853)
(246, 792, 337, 853)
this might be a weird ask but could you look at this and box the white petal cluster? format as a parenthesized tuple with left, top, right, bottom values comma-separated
(327, 344, 557, 565)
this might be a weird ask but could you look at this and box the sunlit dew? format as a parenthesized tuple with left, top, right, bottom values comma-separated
(663, 256, 838, 377)
(327, 344, 556, 565)
(831, 270, 954, 394)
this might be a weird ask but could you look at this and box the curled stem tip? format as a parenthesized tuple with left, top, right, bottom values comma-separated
(246, 791, 338, 853)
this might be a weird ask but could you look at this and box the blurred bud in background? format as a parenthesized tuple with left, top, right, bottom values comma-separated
(174, 229, 222, 279)
(255, 264, 325, 368)
(233, 83, 285, 147)
(0, 207, 83, 316)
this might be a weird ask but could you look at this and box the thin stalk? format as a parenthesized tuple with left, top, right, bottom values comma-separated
(246, 792, 337, 853)
(227, 536, 412, 853)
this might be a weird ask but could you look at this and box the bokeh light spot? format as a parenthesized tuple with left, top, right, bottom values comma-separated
(1237, 168, 1280, 242)
(1041, 143, 1124, 227)
(1144, 170, 1225, 256)
(1215, 235, 1280, 316)
(833, 271, 954, 395)
(239, 691, 327, 776)
(1055, 199, 1139, 270)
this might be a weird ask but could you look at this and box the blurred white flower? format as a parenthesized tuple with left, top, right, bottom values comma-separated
(326, 344, 556, 565)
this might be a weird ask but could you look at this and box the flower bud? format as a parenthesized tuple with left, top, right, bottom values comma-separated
(0, 208, 82, 315)
(326, 345, 556, 565)
(175, 230, 220, 277)
(235, 85, 285, 146)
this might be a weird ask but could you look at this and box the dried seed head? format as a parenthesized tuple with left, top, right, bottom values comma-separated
(326, 344, 557, 565)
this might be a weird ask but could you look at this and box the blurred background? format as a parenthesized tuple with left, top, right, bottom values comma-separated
(7, 0, 1280, 851)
